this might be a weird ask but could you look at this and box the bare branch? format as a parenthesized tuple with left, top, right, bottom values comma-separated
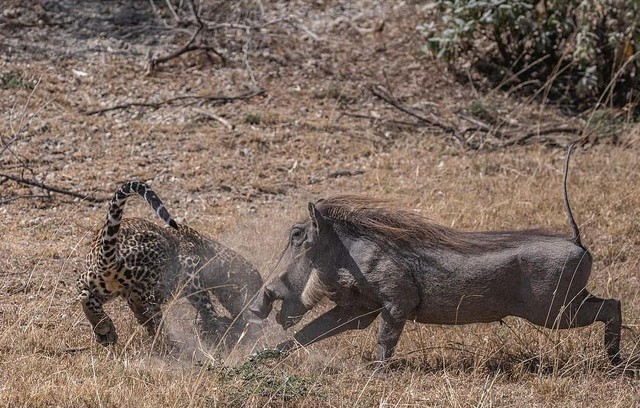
(163, 0, 181, 23)
(84, 88, 266, 115)
(0, 194, 51, 205)
(0, 173, 107, 203)
(328, 170, 365, 178)
(497, 127, 583, 148)
(339, 111, 419, 127)
(370, 84, 583, 150)
(193, 108, 233, 129)
(242, 35, 257, 85)
(147, 0, 227, 74)
(370, 85, 467, 147)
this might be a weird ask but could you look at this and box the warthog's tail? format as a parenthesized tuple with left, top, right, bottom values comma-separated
(98, 181, 178, 268)
(563, 142, 583, 248)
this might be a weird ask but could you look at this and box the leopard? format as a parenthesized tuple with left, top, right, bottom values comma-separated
(77, 181, 263, 348)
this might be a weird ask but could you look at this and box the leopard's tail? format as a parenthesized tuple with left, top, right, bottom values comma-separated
(98, 181, 178, 268)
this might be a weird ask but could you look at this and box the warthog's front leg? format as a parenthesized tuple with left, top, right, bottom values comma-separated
(181, 257, 228, 339)
(375, 308, 407, 368)
(278, 304, 380, 352)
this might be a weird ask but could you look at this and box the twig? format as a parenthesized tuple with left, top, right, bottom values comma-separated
(339, 112, 421, 127)
(242, 34, 257, 85)
(148, 28, 225, 74)
(193, 108, 233, 129)
(498, 126, 582, 148)
(55, 347, 90, 356)
(147, 0, 226, 74)
(370, 85, 467, 147)
(328, 170, 365, 178)
(371, 84, 582, 149)
(85, 88, 266, 115)
(288, 18, 322, 41)
(0, 173, 107, 202)
(0, 194, 51, 205)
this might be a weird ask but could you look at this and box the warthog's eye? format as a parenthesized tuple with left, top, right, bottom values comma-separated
(290, 227, 306, 247)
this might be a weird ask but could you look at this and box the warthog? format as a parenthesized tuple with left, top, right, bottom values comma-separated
(250, 146, 622, 366)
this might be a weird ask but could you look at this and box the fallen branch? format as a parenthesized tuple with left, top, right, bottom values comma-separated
(458, 112, 501, 134)
(370, 84, 583, 149)
(339, 112, 421, 127)
(149, 22, 201, 72)
(148, 43, 226, 74)
(328, 169, 365, 178)
(85, 88, 266, 115)
(55, 347, 90, 356)
(193, 108, 233, 129)
(147, 0, 226, 74)
(0, 173, 107, 203)
(498, 126, 583, 148)
(370, 85, 467, 147)
(0, 194, 51, 205)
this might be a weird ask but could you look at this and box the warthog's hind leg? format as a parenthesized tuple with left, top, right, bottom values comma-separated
(577, 295, 622, 365)
(550, 292, 622, 365)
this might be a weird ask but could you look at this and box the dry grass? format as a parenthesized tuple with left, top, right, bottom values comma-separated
(1, 1, 640, 406)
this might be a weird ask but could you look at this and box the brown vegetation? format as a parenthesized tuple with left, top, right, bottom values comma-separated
(1, 1, 639, 406)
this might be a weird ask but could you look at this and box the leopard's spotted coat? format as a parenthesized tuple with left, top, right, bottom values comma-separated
(78, 181, 263, 347)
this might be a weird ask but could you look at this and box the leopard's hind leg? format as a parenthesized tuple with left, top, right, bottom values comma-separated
(80, 289, 118, 346)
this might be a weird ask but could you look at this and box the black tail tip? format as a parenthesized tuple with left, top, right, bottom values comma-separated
(169, 219, 179, 229)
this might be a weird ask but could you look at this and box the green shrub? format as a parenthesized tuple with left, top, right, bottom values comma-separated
(0, 71, 35, 90)
(245, 113, 262, 125)
(420, 0, 640, 113)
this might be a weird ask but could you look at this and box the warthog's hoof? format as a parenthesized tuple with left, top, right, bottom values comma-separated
(610, 354, 623, 367)
(276, 340, 295, 353)
(372, 361, 390, 376)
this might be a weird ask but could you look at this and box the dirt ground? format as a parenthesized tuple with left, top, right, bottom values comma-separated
(1, 1, 639, 407)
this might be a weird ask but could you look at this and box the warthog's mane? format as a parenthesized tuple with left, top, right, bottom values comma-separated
(315, 195, 568, 253)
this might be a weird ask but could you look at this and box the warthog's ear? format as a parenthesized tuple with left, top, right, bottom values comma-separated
(308, 202, 327, 235)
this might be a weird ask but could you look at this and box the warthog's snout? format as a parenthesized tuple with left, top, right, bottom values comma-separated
(249, 289, 274, 320)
